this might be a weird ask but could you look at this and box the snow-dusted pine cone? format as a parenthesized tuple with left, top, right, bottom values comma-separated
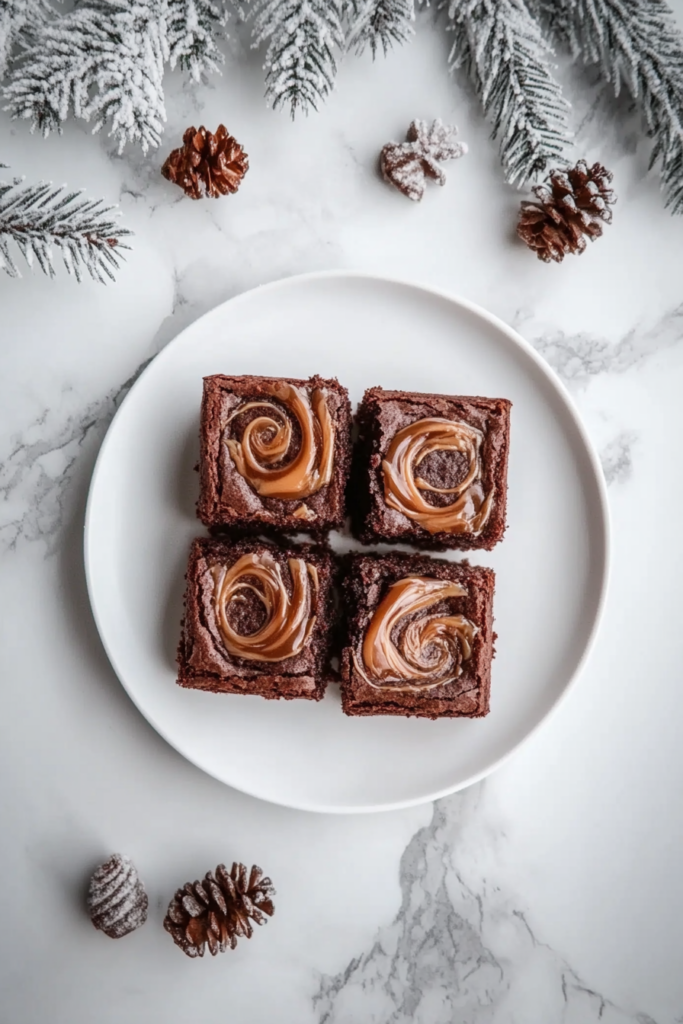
(161, 125, 249, 200)
(517, 160, 616, 263)
(87, 854, 148, 939)
(380, 118, 467, 201)
(164, 862, 275, 958)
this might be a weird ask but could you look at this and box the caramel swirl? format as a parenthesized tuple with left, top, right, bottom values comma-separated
(212, 552, 318, 662)
(382, 417, 493, 535)
(353, 576, 477, 692)
(225, 383, 335, 500)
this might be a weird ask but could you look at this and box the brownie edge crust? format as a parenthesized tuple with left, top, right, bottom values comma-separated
(177, 536, 335, 700)
(340, 552, 495, 719)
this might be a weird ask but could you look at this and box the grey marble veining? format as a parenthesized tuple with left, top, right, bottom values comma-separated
(600, 431, 638, 486)
(527, 304, 683, 390)
(315, 789, 659, 1024)
(0, 356, 153, 552)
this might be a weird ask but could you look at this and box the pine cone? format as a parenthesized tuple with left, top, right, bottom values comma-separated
(164, 862, 275, 958)
(161, 125, 249, 200)
(87, 854, 148, 939)
(380, 118, 467, 202)
(518, 160, 616, 263)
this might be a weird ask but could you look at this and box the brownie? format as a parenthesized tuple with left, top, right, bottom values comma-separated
(197, 374, 352, 535)
(351, 387, 511, 551)
(340, 552, 495, 719)
(177, 536, 335, 700)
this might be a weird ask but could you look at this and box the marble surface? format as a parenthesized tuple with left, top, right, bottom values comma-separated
(2, 8, 683, 1023)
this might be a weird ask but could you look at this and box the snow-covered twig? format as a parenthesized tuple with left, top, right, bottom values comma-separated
(0, 0, 51, 80)
(443, 0, 572, 185)
(167, 0, 227, 81)
(249, 0, 345, 116)
(3, 0, 167, 153)
(539, 0, 683, 213)
(0, 172, 133, 282)
(345, 0, 415, 58)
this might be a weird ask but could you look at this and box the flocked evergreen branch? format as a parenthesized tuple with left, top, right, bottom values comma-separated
(0, 0, 681, 214)
(345, 0, 415, 58)
(167, 0, 226, 81)
(3, 0, 167, 153)
(443, 0, 572, 185)
(0, 0, 51, 80)
(0, 170, 132, 282)
(249, 0, 345, 116)
(538, 0, 683, 213)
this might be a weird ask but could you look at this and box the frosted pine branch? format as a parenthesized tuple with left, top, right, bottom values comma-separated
(3, 0, 167, 153)
(443, 0, 572, 185)
(345, 0, 415, 58)
(539, 0, 683, 213)
(249, 0, 345, 116)
(0, 172, 132, 283)
(0, 0, 52, 80)
(167, 0, 227, 81)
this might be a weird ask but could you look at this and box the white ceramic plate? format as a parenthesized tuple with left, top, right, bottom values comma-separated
(85, 271, 609, 813)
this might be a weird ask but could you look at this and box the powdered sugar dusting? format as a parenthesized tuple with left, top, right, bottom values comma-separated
(87, 853, 148, 939)
(381, 118, 467, 201)
(381, 142, 428, 201)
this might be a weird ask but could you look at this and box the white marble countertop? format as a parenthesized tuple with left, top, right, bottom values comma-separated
(2, 8, 683, 1023)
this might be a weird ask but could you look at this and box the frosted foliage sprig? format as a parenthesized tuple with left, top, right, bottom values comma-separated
(443, 0, 572, 185)
(249, 0, 345, 115)
(0, 0, 51, 79)
(345, 0, 416, 58)
(0, 0, 681, 216)
(538, 0, 683, 213)
(167, 0, 226, 81)
(3, 0, 167, 153)
(0, 172, 132, 282)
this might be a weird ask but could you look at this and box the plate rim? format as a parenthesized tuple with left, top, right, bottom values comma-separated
(84, 269, 612, 814)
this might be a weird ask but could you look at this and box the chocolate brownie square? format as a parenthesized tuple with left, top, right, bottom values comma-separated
(351, 387, 511, 551)
(340, 553, 495, 719)
(177, 536, 335, 700)
(197, 374, 352, 535)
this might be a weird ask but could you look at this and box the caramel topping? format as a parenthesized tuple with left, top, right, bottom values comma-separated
(353, 576, 477, 692)
(293, 504, 317, 521)
(212, 552, 317, 662)
(225, 383, 335, 500)
(382, 417, 493, 535)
